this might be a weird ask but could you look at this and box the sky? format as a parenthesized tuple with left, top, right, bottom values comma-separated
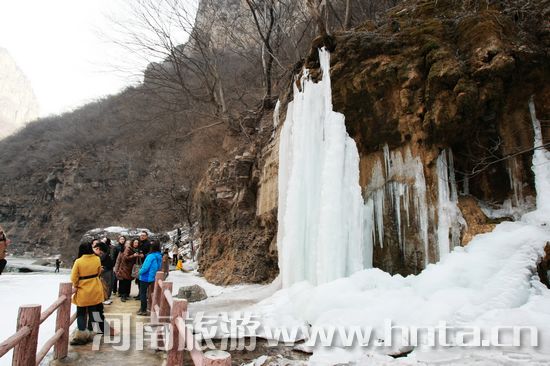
(0, 0, 196, 117)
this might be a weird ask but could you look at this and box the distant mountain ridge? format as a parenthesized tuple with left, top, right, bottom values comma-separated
(0, 47, 39, 139)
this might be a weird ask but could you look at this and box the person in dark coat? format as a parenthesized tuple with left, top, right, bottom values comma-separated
(96, 241, 114, 304)
(115, 239, 143, 302)
(55, 259, 61, 273)
(135, 231, 151, 299)
(138, 231, 151, 257)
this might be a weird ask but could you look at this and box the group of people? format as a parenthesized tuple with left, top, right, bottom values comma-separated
(69, 230, 170, 345)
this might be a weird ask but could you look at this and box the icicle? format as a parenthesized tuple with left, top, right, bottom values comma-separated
(436, 149, 463, 260)
(363, 145, 430, 264)
(529, 96, 550, 212)
(506, 157, 524, 207)
(273, 99, 281, 128)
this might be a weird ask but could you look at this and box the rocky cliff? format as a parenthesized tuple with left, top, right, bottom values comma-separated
(196, 0, 550, 283)
(0, 47, 39, 139)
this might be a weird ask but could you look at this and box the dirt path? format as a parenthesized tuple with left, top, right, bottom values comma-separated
(50, 293, 166, 365)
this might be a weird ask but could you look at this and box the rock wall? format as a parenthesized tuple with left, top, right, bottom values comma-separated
(311, 0, 550, 275)
(196, 0, 550, 283)
(196, 126, 279, 284)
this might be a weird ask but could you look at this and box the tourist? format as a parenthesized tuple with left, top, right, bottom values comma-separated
(137, 241, 162, 316)
(111, 236, 126, 294)
(138, 231, 151, 257)
(162, 248, 170, 279)
(95, 241, 114, 305)
(55, 258, 61, 273)
(0, 227, 9, 275)
(135, 231, 150, 299)
(70, 242, 105, 345)
(116, 239, 143, 302)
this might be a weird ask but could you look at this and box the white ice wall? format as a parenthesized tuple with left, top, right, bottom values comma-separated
(277, 49, 366, 287)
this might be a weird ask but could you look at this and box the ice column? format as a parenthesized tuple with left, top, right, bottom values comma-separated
(529, 96, 550, 211)
(436, 149, 463, 259)
(277, 48, 366, 288)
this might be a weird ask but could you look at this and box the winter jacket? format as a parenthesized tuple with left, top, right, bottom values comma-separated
(116, 246, 140, 280)
(71, 254, 105, 306)
(139, 251, 162, 283)
(139, 239, 151, 257)
(100, 252, 114, 271)
(111, 244, 123, 264)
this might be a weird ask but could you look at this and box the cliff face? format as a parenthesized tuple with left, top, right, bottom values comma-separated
(0, 48, 39, 139)
(196, 0, 550, 283)
(323, 0, 550, 275)
(196, 114, 279, 285)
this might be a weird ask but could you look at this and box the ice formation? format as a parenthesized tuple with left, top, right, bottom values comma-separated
(529, 96, 550, 213)
(277, 50, 469, 288)
(258, 97, 550, 365)
(363, 145, 429, 264)
(436, 149, 463, 259)
(277, 49, 365, 287)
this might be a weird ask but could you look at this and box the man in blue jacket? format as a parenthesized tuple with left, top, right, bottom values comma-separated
(137, 241, 162, 316)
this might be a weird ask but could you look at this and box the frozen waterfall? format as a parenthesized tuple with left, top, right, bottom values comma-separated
(277, 49, 366, 287)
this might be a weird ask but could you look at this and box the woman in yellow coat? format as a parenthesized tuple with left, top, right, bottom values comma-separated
(70, 242, 106, 345)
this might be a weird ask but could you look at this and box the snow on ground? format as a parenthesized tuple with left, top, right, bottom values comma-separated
(250, 213, 550, 365)
(5, 256, 71, 274)
(0, 272, 73, 366)
(168, 270, 280, 316)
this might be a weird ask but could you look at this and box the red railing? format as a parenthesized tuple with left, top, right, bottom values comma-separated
(150, 271, 231, 366)
(0, 282, 76, 365)
(0, 274, 230, 366)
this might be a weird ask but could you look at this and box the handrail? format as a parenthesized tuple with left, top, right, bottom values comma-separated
(163, 288, 174, 308)
(151, 271, 231, 366)
(40, 295, 66, 324)
(0, 282, 73, 365)
(36, 328, 64, 365)
(0, 326, 31, 358)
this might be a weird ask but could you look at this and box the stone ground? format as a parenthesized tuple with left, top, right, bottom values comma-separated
(48, 283, 310, 366)
(50, 292, 166, 366)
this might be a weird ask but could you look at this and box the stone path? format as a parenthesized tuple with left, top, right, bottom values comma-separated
(50, 292, 166, 366)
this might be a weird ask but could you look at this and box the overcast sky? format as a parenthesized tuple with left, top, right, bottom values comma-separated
(0, 0, 196, 117)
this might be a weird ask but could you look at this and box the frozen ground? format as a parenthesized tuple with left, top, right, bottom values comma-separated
(0, 271, 73, 366)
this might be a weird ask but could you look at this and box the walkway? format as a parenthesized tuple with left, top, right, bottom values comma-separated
(50, 292, 165, 365)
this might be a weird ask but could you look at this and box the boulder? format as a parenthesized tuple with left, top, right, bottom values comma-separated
(176, 284, 208, 302)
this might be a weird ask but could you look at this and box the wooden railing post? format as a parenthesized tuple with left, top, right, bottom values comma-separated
(151, 271, 164, 323)
(12, 304, 41, 366)
(167, 299, 187, 366)
(159, 281, 173, 323)
(203, 350, 231, 366)
(157, 281, 173, 350)
(54, 283, 72, 360)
